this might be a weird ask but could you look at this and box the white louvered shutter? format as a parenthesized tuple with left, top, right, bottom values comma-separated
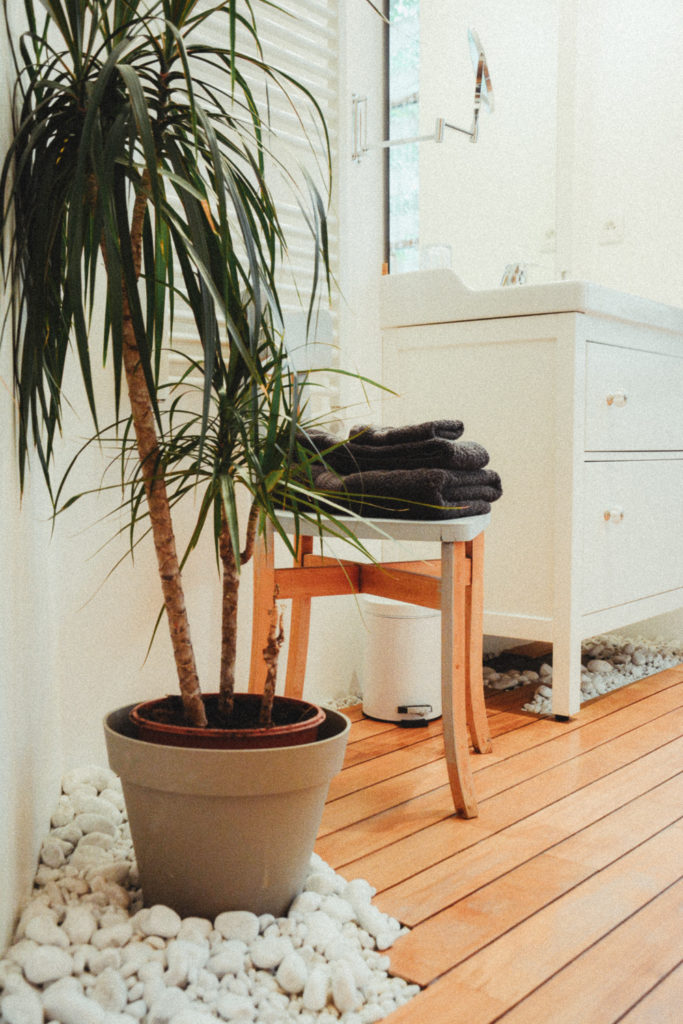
(167, 0, 339, 390)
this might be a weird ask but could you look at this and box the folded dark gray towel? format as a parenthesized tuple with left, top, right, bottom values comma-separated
(298, 429, 489, 474)
(442, 469, 502, 503)
(349, 420, 464, 445)
(305, 464, 493, 520)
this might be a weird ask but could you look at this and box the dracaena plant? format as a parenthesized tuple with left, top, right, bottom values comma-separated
(0, 0, 371, 729)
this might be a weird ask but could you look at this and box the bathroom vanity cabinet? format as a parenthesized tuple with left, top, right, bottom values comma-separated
(380, 271, 683, 717)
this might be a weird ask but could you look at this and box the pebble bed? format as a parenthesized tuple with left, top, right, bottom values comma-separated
(0, 767, 419, 1024)
(482, 632, 683, 714)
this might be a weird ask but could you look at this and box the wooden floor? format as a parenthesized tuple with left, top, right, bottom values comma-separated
(315, 665, 683, 1023)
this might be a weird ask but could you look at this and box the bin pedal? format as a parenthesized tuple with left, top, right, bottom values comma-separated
(397, 704, 433, 728)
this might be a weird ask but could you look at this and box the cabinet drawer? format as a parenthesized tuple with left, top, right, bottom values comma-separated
(581, 459, 683, 614)
(584, 343, 683, 451)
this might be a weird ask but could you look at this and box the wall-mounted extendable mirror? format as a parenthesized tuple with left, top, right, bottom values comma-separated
(352, 26, 494, 161)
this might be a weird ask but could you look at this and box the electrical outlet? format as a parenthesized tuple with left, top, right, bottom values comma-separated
(540, 226, 557, 253)
(599, 214, 624, 245)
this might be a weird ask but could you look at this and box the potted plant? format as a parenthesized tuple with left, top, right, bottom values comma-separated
(0, 0, 373, 918)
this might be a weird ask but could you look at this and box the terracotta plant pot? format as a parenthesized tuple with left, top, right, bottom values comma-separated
(104, 700, 350, 918)
(130, 692, 326, 749)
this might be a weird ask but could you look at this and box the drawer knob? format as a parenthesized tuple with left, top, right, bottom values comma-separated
(603, 508, 624, 523)
(605, 389, 627, 407)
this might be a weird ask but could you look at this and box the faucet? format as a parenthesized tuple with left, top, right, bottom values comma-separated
(500, 263, 527, 286)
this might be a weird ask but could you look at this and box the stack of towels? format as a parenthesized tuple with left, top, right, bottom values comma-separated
(296, 419, 502, 520)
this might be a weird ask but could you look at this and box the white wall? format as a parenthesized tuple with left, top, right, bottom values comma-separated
(569, 0, 683, 643)
(567, 0, 683, 306)
(0, 16, 63, 950)
(413, 0, 683, 647)
(419, 0, 559, 288)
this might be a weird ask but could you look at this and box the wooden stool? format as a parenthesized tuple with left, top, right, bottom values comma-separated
(249, 512, 492, 818)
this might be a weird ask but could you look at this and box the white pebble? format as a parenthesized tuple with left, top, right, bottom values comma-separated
(40, 837, 73, 868)
(87, 863, 131, 888)
(164, 940, 209, 986)
(176, 918, 212, 944)
(71, 794, 121, 823)
(23, 944, 74, 985)
(74, 814, 118, 838)
(352, 904, 390, 941)
(42, 978, 105, 1024)
(15, 898, 54, 936)
(586, 659, 613, 675)
(535, 684, 553, 700)
(79, 832, 115, 851)
(92, 923, 134, 950)
(539, 663, 553, 677)
(62, 767, 118, 794)
(344, 879, 376, 906)
(632, 649, 649, 666)
(140, 905, 182, 939)
(147, 987, 189, 1024)
(143, 977, 166, 1010)
(24, 916, 70, 949)
(214, 912, 259, 944)
(288, 892, 321, 917)
(168, 1011, 217, 1024)
(100, 788, 125, 811)
(249, 936, 292, 970)
(206, 942, 247, 979)
(137, 960, 165, 983)
(89, 967, 128, 1013)
(70, 845, 114, 870)
(304, 872, 337, 896)
(320, 896, 355, 923)
(87, 949, 124, 976)
(488, 676, 517, 691)
(301, 911, 338, 951)
(127, 1000, 147, 1020)
(330, 961, 361, 1014)
(258, 914, 275, 934)
(302, 966, 331, 1013)
(1, 989, 44, 1024)
(51, 796, 76, 828)
(215, 991, 256, 1021)
(276, 952, 308, 994)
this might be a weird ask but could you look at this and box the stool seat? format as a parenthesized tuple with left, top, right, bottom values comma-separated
(249, 510, 492, 818)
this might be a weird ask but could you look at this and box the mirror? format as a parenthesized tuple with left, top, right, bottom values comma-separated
(469, 28, 494, 143)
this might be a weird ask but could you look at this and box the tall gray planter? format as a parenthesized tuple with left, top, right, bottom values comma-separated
(104, 705, 350, 919)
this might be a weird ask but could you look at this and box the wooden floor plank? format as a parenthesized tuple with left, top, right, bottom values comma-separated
(332, 685, 683, 887)
(387, 804, 683, 986)
(615, 961, 683, 1024)
(493, 878, 683, 1024)
(316, 667, 683, 1024)
(376, 751, 682, 924)
(316, 706, 683, 867)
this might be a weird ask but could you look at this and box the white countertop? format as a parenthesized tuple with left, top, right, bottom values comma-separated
(380, 270, 683, 334)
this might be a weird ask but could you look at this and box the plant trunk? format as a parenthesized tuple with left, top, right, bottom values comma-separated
(260, 595, 284, 725)
(218, 503, 259, 718)
(108, 176, 207, 727)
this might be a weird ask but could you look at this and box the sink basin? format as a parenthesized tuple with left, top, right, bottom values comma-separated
(380, 269, 683, 332)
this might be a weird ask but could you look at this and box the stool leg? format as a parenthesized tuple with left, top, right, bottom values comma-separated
(249, 524, 275, 693)
(441, 541, 478, 818)
(284, 535, 314, 699)
(466, 533, 493, 754)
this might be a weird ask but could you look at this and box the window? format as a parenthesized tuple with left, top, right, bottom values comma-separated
(388, 0, 420, 273)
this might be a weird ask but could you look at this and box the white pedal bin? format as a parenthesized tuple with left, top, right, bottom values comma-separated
(361, 595, 442, 723)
